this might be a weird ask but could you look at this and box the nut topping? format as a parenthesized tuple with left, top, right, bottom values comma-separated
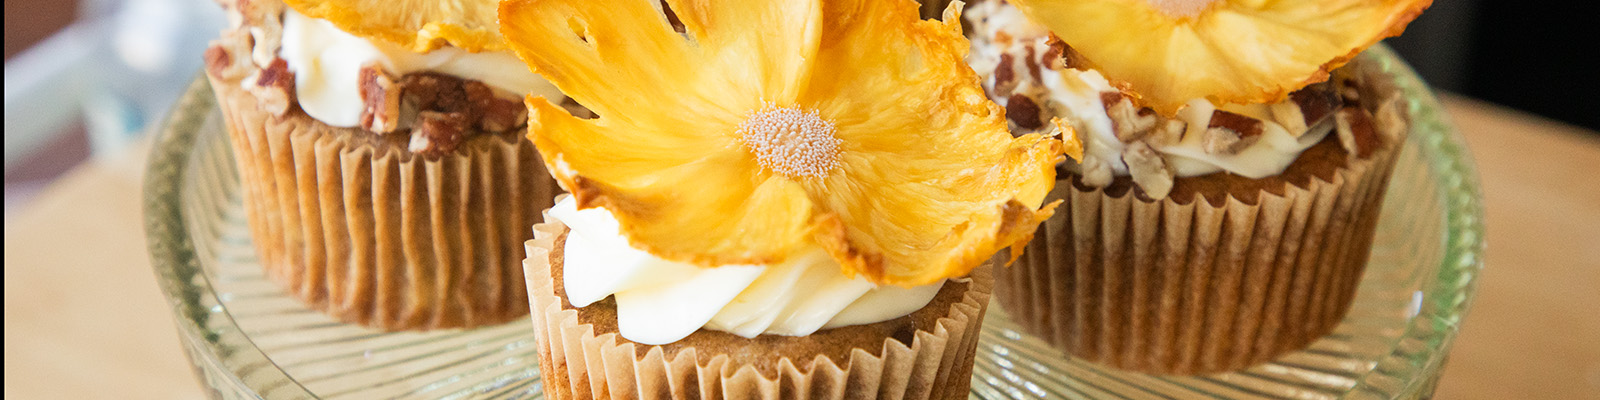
(359, 64, 401, 133)
(1201, 109, 1264, 155)
(1006, 94, 1046, 130)
(1144, 119, 1188, 147)
(1046, 35, 1093, 71)
(1372, 94, 1408, 141)
(247, 58, 295, 116)
(1122, 142, 1174, 199)
(204, 30, 255, 82)
(463, 81, 527, 132)
(1334, 106, 1380, 158)
(409, 111, 469, 158)
(1270, 82, 1342, 136)
(1022, 45, 1044, 83)
(993, 53, 1018, 97)
(1102, 91, 1160, 142)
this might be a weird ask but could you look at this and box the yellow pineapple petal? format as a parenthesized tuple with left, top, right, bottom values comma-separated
(526, 97, 815, 266)
(799, 1, 1061, 285)
(500, 0, 820, 120)
(1009, 0, 1431, 114)
(286, 0, 505, 52)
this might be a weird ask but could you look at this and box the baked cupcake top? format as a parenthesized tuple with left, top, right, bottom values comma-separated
(499, 0, 1059, 342)
(965, 0, 1424, 198)
(207, 0, 571, 157)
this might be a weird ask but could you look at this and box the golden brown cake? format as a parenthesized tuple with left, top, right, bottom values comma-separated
(202, 0, 572, 330)
(964, 0, 1421, 374)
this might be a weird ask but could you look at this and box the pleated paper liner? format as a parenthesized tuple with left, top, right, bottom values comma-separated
(996, 128, 1403, 375)
(207, 72, 562, 331)
(524, 219, 991, 399)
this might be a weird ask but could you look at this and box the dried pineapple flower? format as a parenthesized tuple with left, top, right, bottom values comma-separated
(1008, 0, 1432, 115)
(500, 0, 1063, 286)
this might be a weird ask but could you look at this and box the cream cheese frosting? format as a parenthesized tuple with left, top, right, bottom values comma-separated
(964, 1, 1332, 188)
(548, 196, 945, 345)
(279, 9, 563, 127)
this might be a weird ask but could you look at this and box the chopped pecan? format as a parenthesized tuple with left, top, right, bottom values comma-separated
(247, 58, 295, 116)
(401, 73, 471, 112)
(993, 53, 1018, 97)
(464, 81, 527, 132)
(1023, 45, 1043, 83)
(1144, 119, 1188, 147)
(1077, 154, 1115, 188)
(204, 44, 234, 79)
(409, 111, 470, 158)
(397, 72, 525, 132)
(1335, 71, 1365, 107)
(994, 30, 1014, 47)
(236, 0, 283, 59)
(1270, 83, 1342, 136)
(1373, 94, 1408, 141)
(1201, 110, 1264, 155)
(359, 64, 401, 133)
(1046, 35, 1093, 71)
(1006, 94, 1046, 130)
(248, 25, 280, 68)
(1102, 91, 1160, 142)
(1040, 40, 1064, 71)
(1335, 106, 1381, 158)
(1122, 142, 1174, 199)
(205, 30, 255, 82)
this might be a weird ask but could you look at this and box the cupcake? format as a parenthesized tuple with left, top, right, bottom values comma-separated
(962, 0, 1427, 374)
(202, 0, 578, 330)
(499, 0, 1061, 397)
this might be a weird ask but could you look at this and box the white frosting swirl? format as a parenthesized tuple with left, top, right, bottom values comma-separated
(548, 197, 945, 345)
(278, 9, 563, 127)
(965, 1, 1331, 181)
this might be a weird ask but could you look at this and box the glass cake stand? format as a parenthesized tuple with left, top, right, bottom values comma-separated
(145, 46, 1485, 399)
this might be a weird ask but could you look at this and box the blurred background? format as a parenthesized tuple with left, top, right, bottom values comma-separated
(6, 0, 1599, 214)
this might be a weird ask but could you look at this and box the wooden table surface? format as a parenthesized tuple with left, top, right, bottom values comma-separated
(5, 95, 1598, 399)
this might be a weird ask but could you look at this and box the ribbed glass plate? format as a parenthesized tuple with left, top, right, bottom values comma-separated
(146, 46, 1484, 399)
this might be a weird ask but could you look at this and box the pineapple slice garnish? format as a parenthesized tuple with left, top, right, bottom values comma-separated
(1009, 0, 1431, 115)
(286, 0, 505, 52)
(500, 0, 1062, 286)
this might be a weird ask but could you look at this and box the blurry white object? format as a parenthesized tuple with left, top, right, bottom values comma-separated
(3, 0, 224, 172)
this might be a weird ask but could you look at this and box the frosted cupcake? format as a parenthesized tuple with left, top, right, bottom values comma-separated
(964, 0, 1425, 374)
(500, 0, 1061, 397)
(202, 0, 578, 330)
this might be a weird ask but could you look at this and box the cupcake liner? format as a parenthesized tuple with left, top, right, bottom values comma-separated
(996, 135, 1402, 375)
(208, 72, 561, 330)
(524, 219, 991, 399)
